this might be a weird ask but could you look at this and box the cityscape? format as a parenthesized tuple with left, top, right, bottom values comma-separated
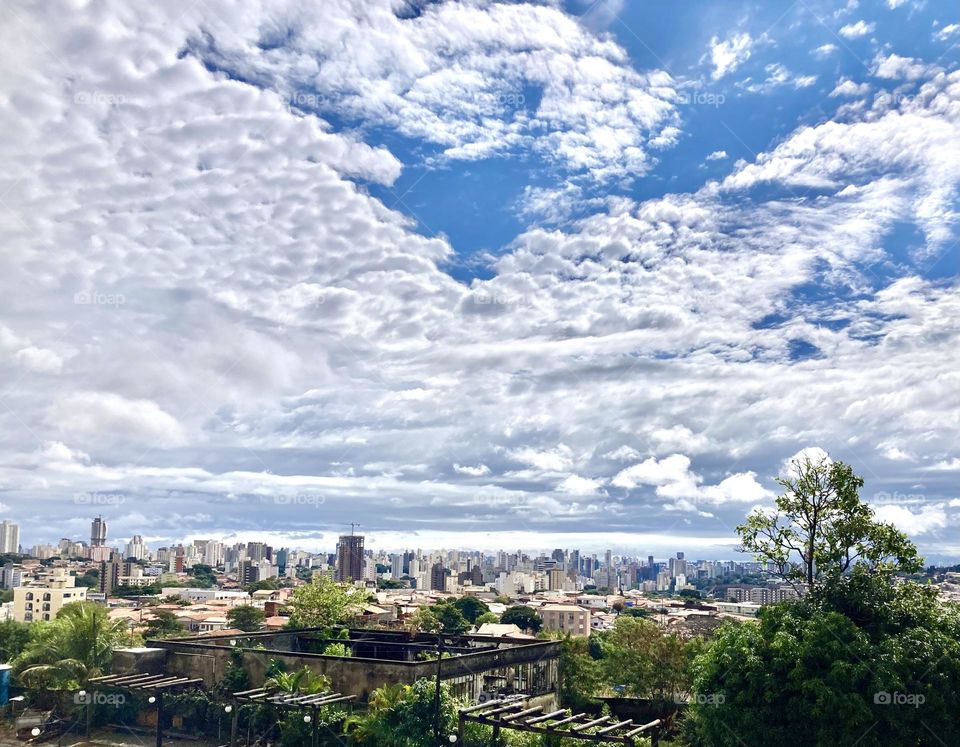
(2, 0, 959, 745)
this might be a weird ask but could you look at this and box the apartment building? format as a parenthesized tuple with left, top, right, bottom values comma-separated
(13, 567, 87, 622)
(540, 603, 590, 637)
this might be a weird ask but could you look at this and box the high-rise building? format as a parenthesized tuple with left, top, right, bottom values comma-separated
(0, 520, 20, 554)
(100, 557, 121, 597)
(126, 535, 148, 561)
(89, 516, 110, 561)
(335, 534, 364, 582)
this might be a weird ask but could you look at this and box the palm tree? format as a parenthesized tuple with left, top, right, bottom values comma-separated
(264, 666, 330, 695)
(14, 602, 133, 689)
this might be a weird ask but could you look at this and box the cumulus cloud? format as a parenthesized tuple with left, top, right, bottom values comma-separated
(874, 503, 948, 534)
(707, 33, 754, 80)
(839, 20, 876, 38)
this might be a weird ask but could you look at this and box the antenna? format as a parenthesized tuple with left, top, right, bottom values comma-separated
(349, 523, 361, 536)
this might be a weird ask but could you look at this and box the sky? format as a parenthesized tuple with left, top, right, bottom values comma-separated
(0, 0, 958, 561)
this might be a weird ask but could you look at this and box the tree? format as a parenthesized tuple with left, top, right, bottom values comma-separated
(0, 619, 31, 662)
(685, 593, 960, 746)
(227, 605, 266, 632)
(603, 616, 690, 701)
(452, 596, 489, 624)
(500, 606, 542, 634)
(265, 666, 330, 695)
(687, 458, 960, 746)
(143, 610, 186, 639)
(345, 679, 458, 746)
(14, 602, 133, 688)
(737, 454, 921, 593)
(474, 611, 500, 625)
(285, 575, 356, 629)
(323, 642, 352, 657)
(559, 635, 603, 710)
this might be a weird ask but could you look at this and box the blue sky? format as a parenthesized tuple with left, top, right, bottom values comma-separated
(0, 0, 958, 561)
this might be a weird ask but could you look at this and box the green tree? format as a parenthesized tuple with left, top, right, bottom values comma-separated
(474, 611, 500, 625)
(143, 609, 186, 639)
(322, 642, 352, 657)
(603, 616, 690, 701)
(345, 679, 458, 746)
(227, 605, 266, 632)
(559, 635, 603, 710)
(738, 455, 922, 592)
(265, 666, 330, 695)
(285, 575, 356, 629)
(0, 618, 31, 662)
(687, 458, 959, 746)
(14, 602, 133, 688)
(500, 606, 543, 634)
(686, 591, 960, 746)
(452, 596, 489, 624)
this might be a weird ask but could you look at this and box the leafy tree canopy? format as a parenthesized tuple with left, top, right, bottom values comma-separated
(500, 606, 543, 634)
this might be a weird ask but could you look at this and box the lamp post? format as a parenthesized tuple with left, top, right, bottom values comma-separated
(433, 632, 445, 746)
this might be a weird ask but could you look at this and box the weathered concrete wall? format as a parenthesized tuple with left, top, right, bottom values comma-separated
(138, 631, 561, 703)
(112, 647, 168, 675)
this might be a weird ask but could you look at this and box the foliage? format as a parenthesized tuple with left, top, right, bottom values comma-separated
(323, 642, 352, 657)
(143, 609, 186, 639)
(244, 578, 280, 593)
(0, 618, 31, 662)
(737, 456, 922, 592)
(215, 649, 250, 697)
(452, 595, 490, 624)
(685, 588, 960, 746)
(285, 575, 357, 629)
(345, 679, 458, 746)
(74, 570, 99, 588)
(500, 606, 543, 634)
(559, 634, 604, 710)
(409, 602, 470, 634)
(603, 616, 691, 701)
(227, 604, 266, 632)
(265, 666, 331, 695)
(475, 611, 500, 625)
(14, 601, 134, 688)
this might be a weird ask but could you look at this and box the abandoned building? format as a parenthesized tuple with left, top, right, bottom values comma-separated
(111, 627, 561, 703)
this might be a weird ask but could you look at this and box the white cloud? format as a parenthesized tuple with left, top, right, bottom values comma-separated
(813, 43, 838, 58)
(707, 33, 754, 80)
(49, 393, 187, 448)
(872, 53, 932, 80)
(839, 20, 876, 38)
(706, 150, 729, 161)
(935, 23, 960, 41)
(557, 474, 605, 495)
(453, 463, 491, 477)
(874, 503, 948, 534)
(830, 78, 871, 97)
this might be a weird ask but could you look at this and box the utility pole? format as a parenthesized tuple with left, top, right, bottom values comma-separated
(433, 632, 444, 745)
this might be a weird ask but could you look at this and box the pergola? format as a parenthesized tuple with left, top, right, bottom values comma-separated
(87, 672, 204, 747)
(458, 696, 662, 746)
(228, 686, 357, 747)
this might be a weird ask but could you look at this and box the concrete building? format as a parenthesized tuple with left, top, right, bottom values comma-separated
(0, 520, 20, 554)
(14, 567, 87, 622)
(125, 535, 148, 561)
(336, 534, 364, 583)
(540, 604, 590, 637)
